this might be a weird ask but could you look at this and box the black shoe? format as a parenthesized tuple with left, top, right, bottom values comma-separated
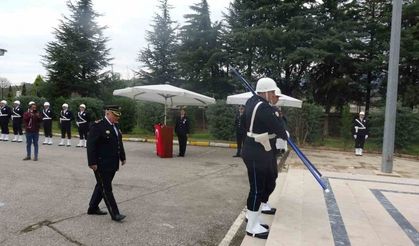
(261, 208, 277, 215)
(87, 208, 108, 215)
(23, 156, 31, 161)
(112, 214, 126, 222)
(33, 157, 38, 161)
(246, 231, 269, 239)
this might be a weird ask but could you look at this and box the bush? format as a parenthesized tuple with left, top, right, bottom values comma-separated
(136, 102, 165, 133)
(283, 103, 324, 145)
(110, 96, 137, 133)
(15, 95, 47, 110)
(340, 105, 353, 149)
(68, 97, 104, 121)
(369, 107, 419, 150)
(207, 100, 236, 140)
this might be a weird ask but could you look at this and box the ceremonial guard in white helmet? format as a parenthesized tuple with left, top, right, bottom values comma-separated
(241, 78, 288, 239)
(0, 100, 11, 141)
(59, 103, 73, 146)
(42, 102, 53, 145)
(11, 100, 24, 142)
(352, 111, 369, 156)
(76, 104, 90, 147)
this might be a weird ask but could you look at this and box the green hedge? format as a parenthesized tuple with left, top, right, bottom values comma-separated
(109, 96, 137, 133)
(369, 107, 419, 150)
(283, 103, 324, 145)
(207, 100, 236, 140)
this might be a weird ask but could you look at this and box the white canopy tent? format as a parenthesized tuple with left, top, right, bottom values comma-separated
(226, 91, 302, 108)
(113, 84, 216, 124)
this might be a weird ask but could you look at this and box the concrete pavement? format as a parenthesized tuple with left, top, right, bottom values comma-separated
(0, 140, 248, 246)
(240, 150, 419, 246)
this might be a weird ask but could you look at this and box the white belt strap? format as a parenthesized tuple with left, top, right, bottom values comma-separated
(246, 101, 272, 151)
(77, 112, 87, 124)
(43, 110, 51, 120)
(249, 102, 262, 134)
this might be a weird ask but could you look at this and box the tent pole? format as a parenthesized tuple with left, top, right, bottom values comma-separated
(164, 98, 167, 125)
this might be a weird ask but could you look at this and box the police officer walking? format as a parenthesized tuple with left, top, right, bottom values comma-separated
(59, 103, 73, 147)
(233, 105, 246, 157)
(87, 105, 126, 222)
(42, 102, 53, 145)
(76, 104, 90, 148)
(0, 100, 11, 141)
(241, 78, 288, 239)
(352, 111, 369, 156)
(175, 108, 190, 157)
(11, 100, 24, 142)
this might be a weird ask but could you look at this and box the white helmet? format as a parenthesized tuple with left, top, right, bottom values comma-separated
(28, 101, 35, 106)
(359, 111, 365, 115)
(14, 100, 21, 105)
(274, 88, 281, 97)
(256, 77, 279, 93)
(1, 100, 7, 105)
(79, 104, 86, 108)
(44, 102, 50, 106)
(62, 103, 68, 108)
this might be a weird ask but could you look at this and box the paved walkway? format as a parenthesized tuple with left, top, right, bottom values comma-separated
(240, 150, 419, 246)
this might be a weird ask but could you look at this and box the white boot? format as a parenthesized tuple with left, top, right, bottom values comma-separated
(246, 210, 269, 239)
(17, 135, 23, 142)
(43, 138, 48, 145)
(261, 202, 277, 215)
(12, 135, 17, 142)
(48, 137, 53, 145)
(355, 148, 359, 156)
(0, 134, 3, 141)
(59, 139, 65, 146)
(359, 148, 363, 156)
(3, 134, 9, 141)
(76, 140, 83, 147)
(83, 139, 87, 148)
(66, 139, 71, 147)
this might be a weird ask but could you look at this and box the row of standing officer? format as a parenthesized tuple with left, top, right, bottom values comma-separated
(0, 100, 90, 146)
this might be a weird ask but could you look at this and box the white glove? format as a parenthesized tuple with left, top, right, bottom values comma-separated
(365, 135, 368, 139)
(286, 131, 290, 138)
(353, 135, 357, 139)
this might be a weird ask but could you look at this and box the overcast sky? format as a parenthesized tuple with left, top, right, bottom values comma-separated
(0, 0, 231, 85)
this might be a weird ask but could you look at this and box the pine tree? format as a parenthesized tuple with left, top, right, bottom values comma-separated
(43, 0, 111, 98)
(138, 0, 178, 85)
(31, 75, 45, 97)
(21, 83, 27, 96)
(224, 1, 318, 96)
(7, 85, 13, 101)
(177, 0, 228, 97)
(399, 0, 419, 108)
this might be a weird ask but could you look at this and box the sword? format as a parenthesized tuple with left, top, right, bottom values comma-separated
(229, 65, 329, 192)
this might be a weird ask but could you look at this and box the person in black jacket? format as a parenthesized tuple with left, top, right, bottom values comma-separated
(233, 105, 246, 157)
(352, 111, 369, 156)
(87, 105, 126, 222)
(59, 103, 73, 147)
(174, 108, 190, 157)
(241, 78, 288, 239)
(11, 100, 24, 142)
(0, 100, 11, 141)
(42, 102, 53, 145)
(76, 104, 90, 148)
